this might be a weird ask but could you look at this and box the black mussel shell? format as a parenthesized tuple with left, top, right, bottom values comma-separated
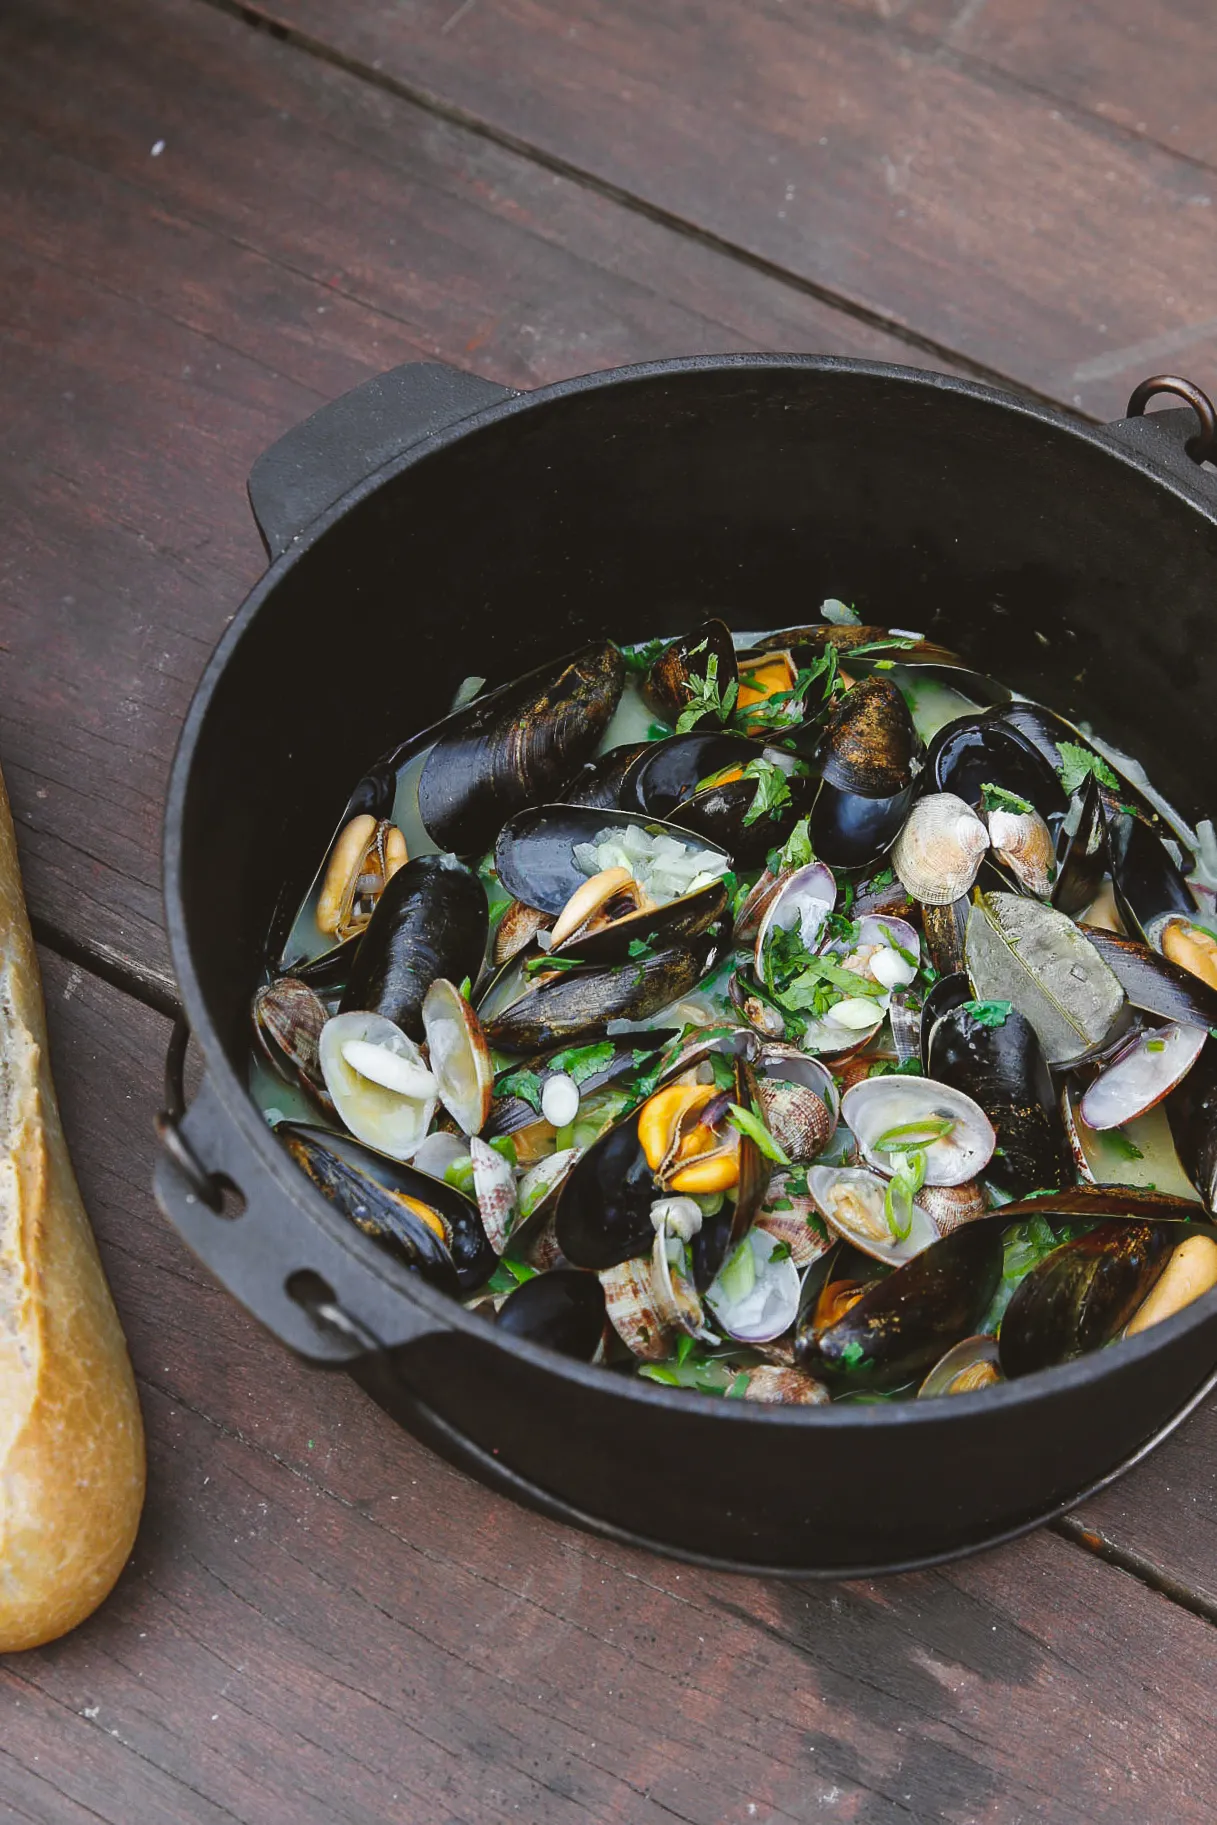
(999, 1220, 1174, 1378)
(554, 1117, 660, 1269)
(279, 1124, 465, 1295)
(643, 618, 738, 726)
(675, 767, 816, 868)
(1107, 812, 1199, 941)
(339, 854, 488, 1040)
(794, 1222, 1002, 1391)
(1052, 774, 1110, 918)
(921, 896, 970, 978)
(995, 1185, 1200, 1223)
(809, 776, 919, 869)
(917, 972, 972, 1071)
(929, 716, 1068, 825)
(623, 730, 751, 818)
(417, 641, 625, 855)
(927, 1001, 1071, 1197)
(559, 742, 650, 811)
(983, 703, 1167, 836)
(819, 678, 921, 799)
(1169, 1044, 1217, 1214)
(288, 935, 361, 994)
(1080, 928, 1217, 1029)
(494, 803, 730, 919)
(495, 1269, 608, 1360)
(280, 1123, 495, 1291)
(484, 1029, 679, 1140)
(480, 928, 722, 1055)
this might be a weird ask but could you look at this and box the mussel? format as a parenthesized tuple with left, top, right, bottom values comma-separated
(416, 640, 625, 855)
(642, 618, 738, 727)
(1108, 812, 1199, 945)
(794, 1223, 1003, 1390)
(810, 678, 924, 868)
(1126, 1232, 1217, 1335)
(1169, 1041, 1217, 1212)
(925, 999, 1070, 1198)
(998, 1220, 1175, 1377)
(559, 741, 650, 811)
(1080, 927, 1217, 1030)
(753, 1045, 838, 1162)
(315, 814, 408, 942)
(624, 731, 815, 867)
(928, 715, 1068, 826)
(279, 1122, 495, 1292)
(493, 805, 730, 964)
(339, 854, 488, 1040)
(495, 1269, 607, 1360)
(919, 1335, 1004, 1398)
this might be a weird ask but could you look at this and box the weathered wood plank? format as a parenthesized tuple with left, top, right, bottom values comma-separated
(852, 0, 1217, 176)
(256, 0, 1217, 418)
(5, 948, 1216, 1825)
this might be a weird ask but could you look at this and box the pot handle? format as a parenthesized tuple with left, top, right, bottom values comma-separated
(247, 361, 520, 559)
(1105, 374, 1217, 499)
(153, 1018, 450, 1365)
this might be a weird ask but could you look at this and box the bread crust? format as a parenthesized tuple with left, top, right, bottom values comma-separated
(0, 767, 145, 1652)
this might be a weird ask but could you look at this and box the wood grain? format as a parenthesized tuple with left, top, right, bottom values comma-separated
(4, 948, 1216, 1825)
(255, 0, 1217, 419)
(0, 0, 943, 995)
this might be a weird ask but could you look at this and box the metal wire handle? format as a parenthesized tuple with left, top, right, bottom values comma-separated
(1126, 375, 1217, 464)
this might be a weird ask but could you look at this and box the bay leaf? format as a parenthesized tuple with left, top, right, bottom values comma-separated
(965, 892, 1124, 1065)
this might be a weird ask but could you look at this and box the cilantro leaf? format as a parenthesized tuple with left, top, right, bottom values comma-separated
(961, 999, 1014, 1028)
(675, 651, 739, 733)
(741, 757, 794, 827)
(766, 815, 815, 877)
(621, 637, 668, 674)
(981, 782, 1034, 816)
(494, 1068, 542, 1111)
(1057, 740, 1121, 796)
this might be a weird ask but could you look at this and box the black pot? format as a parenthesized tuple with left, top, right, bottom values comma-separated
(155, 357, 1217, 1577)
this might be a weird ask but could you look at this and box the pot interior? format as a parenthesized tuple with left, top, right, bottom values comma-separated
(175, 363, 1217, 1068)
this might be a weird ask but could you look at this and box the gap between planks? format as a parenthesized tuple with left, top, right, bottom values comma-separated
(196, 0, 1090, 420)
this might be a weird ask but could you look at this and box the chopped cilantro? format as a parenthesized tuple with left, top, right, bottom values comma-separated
(1106, 1129, 1145, 1162)
(767, 815, 815, 877)
(981, 782, 1034, 816)
(621, 637, 668, 673)
(767, 1196, 794, 1212)
(869, 866, 896, 889)
(627, 936, 656, 959)
(867, 1058, 925, 1078)
(961, 999, 1014, 1028)
(488, 1134, 518, 1167)
(1057, 740, 1121, 797)
(546, 1041, 617, 1084)
(768, 1241, 793, 1262)
(741, 757, 795, 827)
(495, 1067, 542, 1111)
(839, 1340, 866, 1369)
(675, 651, 739, 733)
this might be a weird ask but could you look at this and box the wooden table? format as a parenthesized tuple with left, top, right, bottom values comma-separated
(2, 2, 1215, 1818)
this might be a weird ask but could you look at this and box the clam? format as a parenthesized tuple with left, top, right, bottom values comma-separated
(339, 853, 488, 1040)
(1079, 1023, 1208, 1131)
(794, 1222, 1003, 1391)
(737, 1365, 831, 1405)
(278, 1122, 494, 1292)
(417, 639, 625, 855)
(1126, 1233, 1217, 1336)
(493, 899, 553, 967)
(753, 861, 837, 974)
(598, 1255, 676, 1360)
(318, 1011, 437, 1160)
(253, 977, 330, 1103)
(755, 1170, 833, 1267)
(999, 1220, 1175, 1378)
(918, 1335, 1003, 1398)
(841, 1077, 996, 1186)
(754, 1046, 838, 1162)
(705, 1230, 801, 1343)
(914, 1181, 988, 1235)
(421, 978, 494, 1136)
(642, 618, 738, 726)
(1062, 1085, 1201, 1203)
(892, 793, 989, 905)
(985, 803, 1057, 898)
(496, 1269, 607, 1360)
(925, 999, 1070, 1198)
(807, 1164, 940, 1266)
(650, 1228, 713, 1340)
(315, 814, 408, 941)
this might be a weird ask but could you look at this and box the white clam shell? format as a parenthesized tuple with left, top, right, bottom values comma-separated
(807, 1165, 939, 1265)
(705, 1230, 801, 1343)
(319, 1011, 437, 1160)
(1079, 1023, 1207, 1131)
(893, 793, 989, 905)
(841, 1076, 996, 1186)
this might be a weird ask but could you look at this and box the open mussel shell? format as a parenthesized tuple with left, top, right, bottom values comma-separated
(485, 1028, 677, 1142)
(478, 927, 722, 1055)
(1168, 1042, 1217, 1213)
(795, 1222, 1003, 1391)
(643, 618, 738, 725)
(318, 1010, 438, 1160)
(999, 1220, 1176, 1378)
(917, 972, 971, 1071)
(1079, 1023, 1208, 1132)
(278, 1122, 496, 1294)
(495, 1269, 607, 1360)
(1108, 811, 1199, 944)
(312, 813, 408, 946)
(893, 793, 989, 906)
(926, 1000, 1071, 1198)
(919, 1335, 1004, 1398)
(559, 741, 650, 811)
(819, 677, 922, 799)
(1155, 916, 1217, 992)
(416, 639, 625, 855)
(493, 804, 730, 964)
(841, 1076, 996, 1187)
(338, 853, 488, 1040)
(928, 715, 1068, 825)
(807, 1165, 939, 1267)
(1079, 927, 1217, 1030)
(253, 977, 330, 1103)
(983, 702, 1168, 836)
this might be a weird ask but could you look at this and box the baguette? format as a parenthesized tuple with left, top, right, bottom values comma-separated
(0, 764, 145, 1651)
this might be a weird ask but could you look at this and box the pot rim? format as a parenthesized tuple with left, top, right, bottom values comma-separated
(162, 351, 1217, 1429)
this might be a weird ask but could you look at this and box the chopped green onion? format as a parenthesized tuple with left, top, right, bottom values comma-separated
(727, 1103, 791, 1165)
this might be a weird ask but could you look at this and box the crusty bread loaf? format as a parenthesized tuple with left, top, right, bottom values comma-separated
(0, 764, 145, 1651)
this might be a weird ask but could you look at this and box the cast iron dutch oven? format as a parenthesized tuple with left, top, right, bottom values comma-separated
(154, 356, 1217, 1576)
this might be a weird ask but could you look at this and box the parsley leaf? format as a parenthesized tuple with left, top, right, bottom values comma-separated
(546, 1040, 616, 1085)
(523, 954, 585, 974)
(741, 757, 794, 826)
(1057, 740, 1121, 796)
(675, 651, 740, 733)
(981, 782, 1034, 816)
(627, 936, 656, 959)
(766, 815, 815, 877)
(621, 637, 668, 674)
(961, 999, 1014, 1028)
(494, 1067, 542, 1111)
